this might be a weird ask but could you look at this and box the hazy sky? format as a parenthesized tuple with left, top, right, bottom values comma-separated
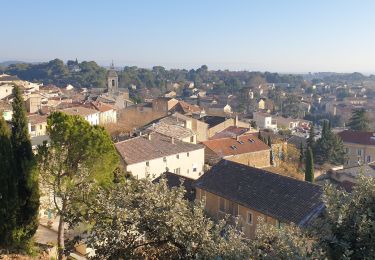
(2, 0, 375, 73)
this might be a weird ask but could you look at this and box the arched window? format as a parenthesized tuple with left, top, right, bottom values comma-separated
(112, 79, 115, 87)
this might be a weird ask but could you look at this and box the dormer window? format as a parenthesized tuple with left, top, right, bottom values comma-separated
(230, 145, 237, 150)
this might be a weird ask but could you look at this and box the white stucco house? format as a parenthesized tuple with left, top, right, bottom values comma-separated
(115, 133, 205, 180)
(61, 106, 100, 125)
(253, 112, 277, 130)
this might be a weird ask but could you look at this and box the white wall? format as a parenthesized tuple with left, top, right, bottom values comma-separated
(126, 148, 205, 180)
(99, 109, 117, 124)
(0, 84, 14, 99)
(85, 113, 100, 125)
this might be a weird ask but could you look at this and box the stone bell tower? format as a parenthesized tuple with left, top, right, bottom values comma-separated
(107, 61, 118, 95)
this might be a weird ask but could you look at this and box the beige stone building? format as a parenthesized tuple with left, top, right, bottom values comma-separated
(194, 160, 324, 238)
(28, 114, 48, 137)
(338, 130, 375, 167)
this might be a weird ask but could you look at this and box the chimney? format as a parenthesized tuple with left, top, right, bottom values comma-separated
(171, 137, 175, 144)
(234, 114, 238, 127)
(148, 133, 152, 140)
(236, 135, 240, 141)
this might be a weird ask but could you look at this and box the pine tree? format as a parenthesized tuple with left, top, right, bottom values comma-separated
(348, 108, 370, 131)
(11, 86, 39, 245)
(306, 123, 316, 149)
(0, 117, 17, 246)
(305, 148, 314, 182)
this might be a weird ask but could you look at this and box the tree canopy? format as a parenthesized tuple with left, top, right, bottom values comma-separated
(348, 108, 371, 131)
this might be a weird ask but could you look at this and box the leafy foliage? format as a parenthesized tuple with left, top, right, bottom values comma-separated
(348, 108, 370, 131)
(65, 178, 251, 259)
(5, 59, 107, 88)
(37, 112, 119, 258)
(314, 174, 375, 259)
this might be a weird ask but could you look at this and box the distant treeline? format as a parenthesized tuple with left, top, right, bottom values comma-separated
(0, 59, 305, 90)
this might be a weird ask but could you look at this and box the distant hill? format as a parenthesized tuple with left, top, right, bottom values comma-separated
(0, 60, 40, 67)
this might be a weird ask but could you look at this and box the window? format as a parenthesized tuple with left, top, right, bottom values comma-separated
(193, 164, 197, 172)
(146, 161, 149, 167)
(112, 79, 115, 87)
(31, 125, 36, 131)
(190, 136, 194, 143)
(176, 154, 180, 159)
(367, 155, 372, 163)
(40, 125, 43, 130)
(187, 169, 189, 174)
(219, 197, 225, 212)
(247, 211, 253, 225)
(163, 157, 167, 162)
(174, 168, 180, 174)
(357, 149, 362, 156)
(346, 160, 349, 165)
(345, 148, 349, 154)
(187, 152, 190, 157)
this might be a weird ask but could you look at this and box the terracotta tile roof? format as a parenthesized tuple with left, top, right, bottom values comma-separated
(338, 130, 375, 145)
(61, 106, 99, 117)
(210, 126, 249, 140)
(91, 101, 116, 112)
(202, 134, 269, 157)
(173, 100, 202, 114)
(115, 133, 204, 165)
(28, 114, 48, 125)
(194, 160, 324, 225)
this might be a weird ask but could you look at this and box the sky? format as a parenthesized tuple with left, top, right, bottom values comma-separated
(1, 0, 375, 73)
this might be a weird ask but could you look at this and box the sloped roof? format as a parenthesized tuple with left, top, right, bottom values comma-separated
(61, 106, 99, 117)
(115, 133, 203, 165)
(199, 116, 227, 128)
(338, 130, 375, 146)
(153, 172, 195, 201)
(194, 160, 323, 224)
(210, 126, 249, 140)
(202, 134, 269, 157)
(147, 121, 195, 139)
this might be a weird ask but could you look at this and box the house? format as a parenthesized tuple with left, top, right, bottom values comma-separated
(25, 93, 44, 113)
(199, 115, 249, 139)
(327, 163, 375, 189)
(145, 116, 197, 144)
(28, 114, 48, 137)
(152, 97, 179, 114)
(253, 112, 277, 130)
(194, 160, 324, 239)
(171, 100, 202, 116)
(0, 100, 12, 121)
(91, 101, 117, 125)
(0, 83, 14, 100)
(273, 116, 300, 130)
(202, 134, 271, 167)
(60, 106, 100, 125)
(209, 126, 250, 140)
(338, 130, 375, 167)
(164, 90, 177, 98)
(115, 133, 205, 180)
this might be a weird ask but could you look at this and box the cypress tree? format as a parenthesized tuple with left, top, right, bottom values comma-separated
(0, 117, 17, 246)
(305, 148, 314, 182)
(267, 135, 272, 147)
(11, 86, 39, 245)
(299, 141, 304, 164)
(307, 123, 316, 149)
